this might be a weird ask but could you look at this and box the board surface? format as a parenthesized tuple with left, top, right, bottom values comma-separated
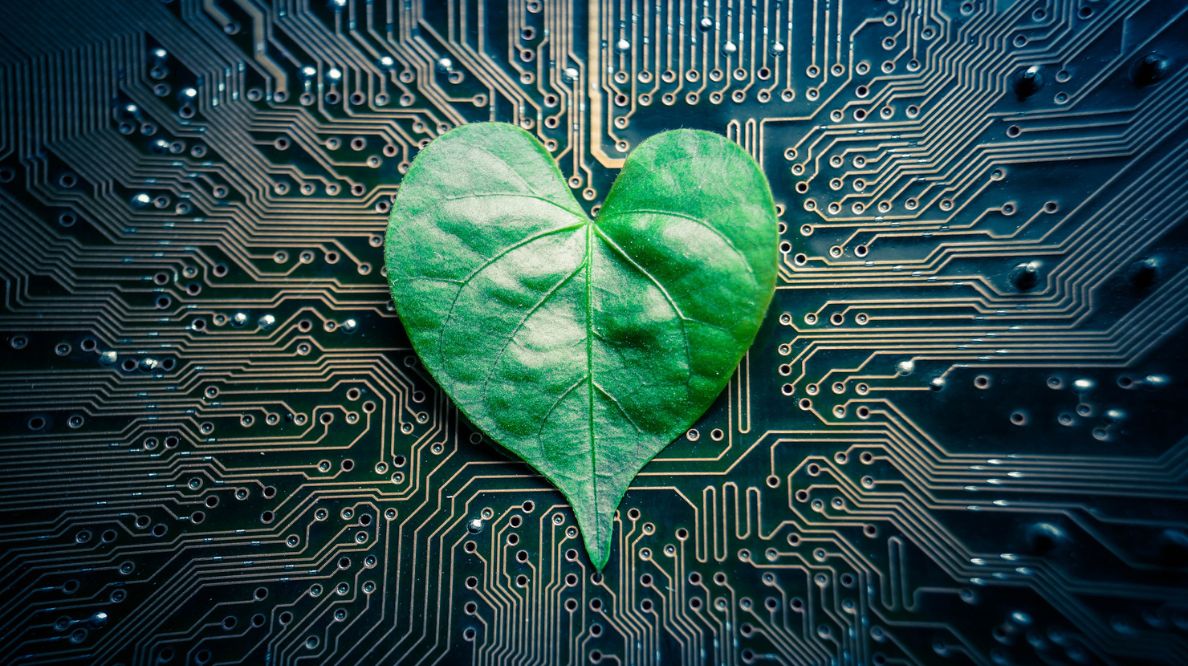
(1, 0, 1187, 664)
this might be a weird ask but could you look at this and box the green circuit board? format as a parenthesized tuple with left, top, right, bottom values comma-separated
(2, 0, 1188, 664)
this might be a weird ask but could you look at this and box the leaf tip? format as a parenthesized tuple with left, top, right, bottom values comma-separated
(573, 503, 615, 571)
(585, 532, 612, 572)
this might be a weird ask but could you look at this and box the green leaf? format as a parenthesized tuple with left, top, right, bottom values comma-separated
(385, 123, 777, 569)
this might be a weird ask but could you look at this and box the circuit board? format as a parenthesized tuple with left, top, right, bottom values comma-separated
(1, 0, 1187, 664)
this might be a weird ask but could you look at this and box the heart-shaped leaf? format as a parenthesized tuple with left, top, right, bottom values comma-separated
(385, 123, 777, 569)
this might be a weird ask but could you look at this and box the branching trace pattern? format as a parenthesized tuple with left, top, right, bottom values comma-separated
(1, 0, 1187, 664)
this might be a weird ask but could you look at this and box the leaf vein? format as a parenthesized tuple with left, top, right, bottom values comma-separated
(584, 223, 600, 543)
(465, 142, 541, 194)
(536, 373, 589, 444)
(591, 227, 693, 389)
(476, 255, 587, 410)
(599, 207, 757, 282)
(593, 382, 642, 434)
(437, 223, 584, 367)
(438, 191, 584, 216)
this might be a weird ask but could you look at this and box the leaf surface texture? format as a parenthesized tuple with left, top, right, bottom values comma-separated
(386, 123, 777, 568)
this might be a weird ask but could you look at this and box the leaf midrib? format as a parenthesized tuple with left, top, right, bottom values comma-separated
(583, 220, 599, 545)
